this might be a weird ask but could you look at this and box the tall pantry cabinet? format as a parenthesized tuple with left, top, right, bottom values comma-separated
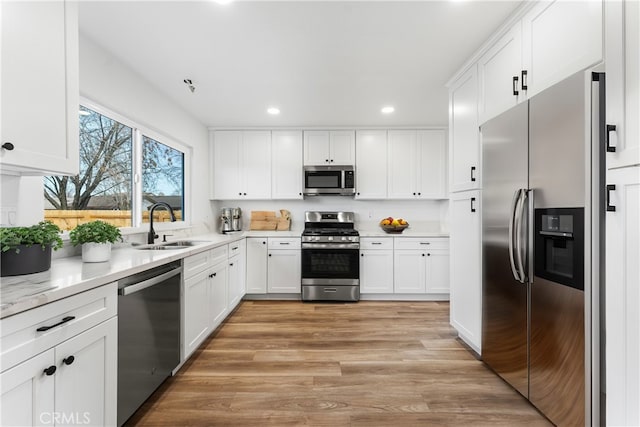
(604, 1, 640, 424)
(448, 64, 483, 353)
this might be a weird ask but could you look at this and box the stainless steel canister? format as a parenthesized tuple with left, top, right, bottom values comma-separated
(231, 207, 242, 231)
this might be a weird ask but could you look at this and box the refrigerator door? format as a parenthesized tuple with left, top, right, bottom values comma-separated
(481, 101, 529, 398)
(528, 71, 588, 426)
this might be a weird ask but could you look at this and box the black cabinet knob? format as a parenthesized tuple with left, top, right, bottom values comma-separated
(330, 159, 334, 163)
(325, 159, 329, 163)
(413, 192, 416, 196)
(268, 254, 272, 257)
(44, 365, 57, 376)
(427, 253, 431, 256)
(2, 142, 14, 151)
(238, 192, 242, 196)
(63, 356, 75, 365)
(244, 193, 247, 196)
(417, 192, 421, 196)
(361, 254, 364, 257)
(421, 253, 425, 257)
(262, 241, 266, 244)
(229, 262, 234, 266)
(299, 192, 302, 196)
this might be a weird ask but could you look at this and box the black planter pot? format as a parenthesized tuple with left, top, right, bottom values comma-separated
(1, 244, 52, 277)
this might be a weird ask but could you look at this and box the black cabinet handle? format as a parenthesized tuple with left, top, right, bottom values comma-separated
(417, 192, 421, 196)
(2, 142, 14, 151)
(422, 253, 425, 257)
(357, 192, 360, 195)
(413, 192, 416, 196)
(471, 166, 476, 182)
(606, 124, 617, 153)
(427, 253, 431, 257)
(325, 159, 329, 163)
(209, 272, 217, 278)
(262, 241, 266, 244)
(330, 159, 334, 163)
(243, 193, 247, 196)
(238, 192, 242, 196)
(229, 262, 234, 266)
(44, 366, 57, 376)
(37, 316, 75, 332)
(606, 184, 616, 212)
(63, 356, 75, 366)
(361, 253, 364, 257)
(521, 70, 528, 91)
(513, 76, 519, 96)
(471, 197, 476, 213)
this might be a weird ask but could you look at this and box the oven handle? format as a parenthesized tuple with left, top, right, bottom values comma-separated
(301, 243, 360, 249)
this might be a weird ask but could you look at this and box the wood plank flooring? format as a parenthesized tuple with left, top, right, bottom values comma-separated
(126, 301, 551, 426)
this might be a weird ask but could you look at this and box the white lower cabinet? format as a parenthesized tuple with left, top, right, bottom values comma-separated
(227, 240, 246, 310)
(393, 238, 450, 295)
(183, 268, 210, 358)
(359, 238, 394, 294)
(268, 242, 301, 293)
(449, 190, 482, 353)
(1, 291, 117, 427)
(209, 261, 228, 329)
(246, 238, 268, 293)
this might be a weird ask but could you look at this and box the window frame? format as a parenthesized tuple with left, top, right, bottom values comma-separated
(69, 97, 192, 233)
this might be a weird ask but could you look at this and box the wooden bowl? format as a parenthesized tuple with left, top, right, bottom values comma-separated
(380, 224, 409, 234)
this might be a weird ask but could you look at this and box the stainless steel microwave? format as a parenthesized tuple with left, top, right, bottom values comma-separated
(303, 165, 355, 196)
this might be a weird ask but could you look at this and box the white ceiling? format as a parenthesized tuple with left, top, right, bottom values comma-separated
(79, 1, 521, 128)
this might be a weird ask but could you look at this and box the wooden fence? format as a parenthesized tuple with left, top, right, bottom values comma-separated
(44, 210, 182, 230)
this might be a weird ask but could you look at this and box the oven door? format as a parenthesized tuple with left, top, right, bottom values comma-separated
(301, 243, 359, 285)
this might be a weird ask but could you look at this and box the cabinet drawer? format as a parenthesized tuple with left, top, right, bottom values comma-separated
(228, 239, 246, 258)
(0, 283, 117, 372)
(210, 245, 228, 265)
(393, 237, 449, 250)
(268, 237, 301, 250)
(360, 238, 393, 250)
(183, 250, 211, 278)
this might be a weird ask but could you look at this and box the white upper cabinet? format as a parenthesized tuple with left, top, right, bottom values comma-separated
(606, 0, 640, 169)
(478, 23, 523, 124)
(0, 0, 79, 176)
(388, 129, 447, 199)
(449, 65, 480, 193)
(355, 130, 387, 199)
(271, 131, 303, 199)
(211, 130, 271, 200)
(522, 0, 603, 98)
(303, 130, 355, 165)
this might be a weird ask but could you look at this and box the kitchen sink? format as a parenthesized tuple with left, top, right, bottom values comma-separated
(134, 240, 211, 250)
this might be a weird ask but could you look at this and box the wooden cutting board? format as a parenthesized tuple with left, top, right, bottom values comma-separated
(250, 211, 277, 230)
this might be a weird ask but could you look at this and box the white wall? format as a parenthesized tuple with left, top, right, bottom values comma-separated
(79, 35, 212, 234)
(0, 176, 44, 226)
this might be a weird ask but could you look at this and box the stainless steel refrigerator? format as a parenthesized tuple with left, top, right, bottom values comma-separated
(481, 70, 604, 426)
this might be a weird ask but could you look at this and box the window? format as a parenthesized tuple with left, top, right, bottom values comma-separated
(44, 103, 188, 231)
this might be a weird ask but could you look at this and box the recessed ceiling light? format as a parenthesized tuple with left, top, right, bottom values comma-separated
(381, 106, 395, 114)
(267, 107, 280, 115)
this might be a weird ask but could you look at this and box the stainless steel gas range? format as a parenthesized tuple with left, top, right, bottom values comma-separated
(301, 211, 360, 302)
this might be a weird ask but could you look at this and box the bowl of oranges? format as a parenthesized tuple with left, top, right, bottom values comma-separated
(379, 217, 409, 233)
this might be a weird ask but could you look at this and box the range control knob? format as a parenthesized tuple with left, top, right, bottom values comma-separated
(341, 236, 347, 241)
(328, 236, 333, 241)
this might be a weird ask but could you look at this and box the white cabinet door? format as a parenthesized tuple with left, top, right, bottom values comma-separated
(228, 254, 245, 310)
(0, 0, 79, 176)
(1, 349, 55, 427)
(272, 131, 303, 199)
(303, 131, 331, 165)
(183, 269, 210, 359)
(449, 190, 482, 353)
(267, 251, 301, 293)
(355, 130, 387, 199)
(243, 131, 272, 199)
(522, 0, 603, 98)
(209, 261, 228, 329)
(329, 130, 356, 165)
(360, 250, 394, 293)
(605, 0, 640, 169)
(211, 131, 242, 199)
(55, 317, 117, 427)
(425, 251, 449, 294)
(387, 130, 418, 199)
(605, 166, 640, 426)
(417, 130, 447, 199)
(246, 238, 268, 294)
(393, 250, 426, 293)
(478, 23, 523, 124)
(449, 65, 480, 192)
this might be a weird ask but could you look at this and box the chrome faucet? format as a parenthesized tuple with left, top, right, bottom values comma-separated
(147, 202, 176, 244)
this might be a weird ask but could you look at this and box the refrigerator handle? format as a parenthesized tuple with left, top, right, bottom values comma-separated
(528, 189, 534, 284)
(514, 189, 527, 282)
(508, 189, 522, 282)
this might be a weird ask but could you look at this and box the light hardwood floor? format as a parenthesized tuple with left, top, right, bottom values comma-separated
(126, 301, 551, 426)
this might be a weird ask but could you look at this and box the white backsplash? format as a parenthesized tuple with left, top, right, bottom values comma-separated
(211, 198, 449, 233)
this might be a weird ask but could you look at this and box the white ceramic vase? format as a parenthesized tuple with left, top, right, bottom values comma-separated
(81, 242, 112, 263)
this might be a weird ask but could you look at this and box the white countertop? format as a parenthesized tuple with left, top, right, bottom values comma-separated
(0, 225, 448, 318)
(0, 233, 243, 319)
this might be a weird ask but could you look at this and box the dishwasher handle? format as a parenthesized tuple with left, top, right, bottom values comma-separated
(118, 268, 181, 296)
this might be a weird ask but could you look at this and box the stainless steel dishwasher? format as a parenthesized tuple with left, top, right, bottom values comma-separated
(117, 261, 182, 426)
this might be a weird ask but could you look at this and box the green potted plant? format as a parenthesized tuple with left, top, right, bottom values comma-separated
(69, 220, 122, 263)
(0, 221, 64, 276)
